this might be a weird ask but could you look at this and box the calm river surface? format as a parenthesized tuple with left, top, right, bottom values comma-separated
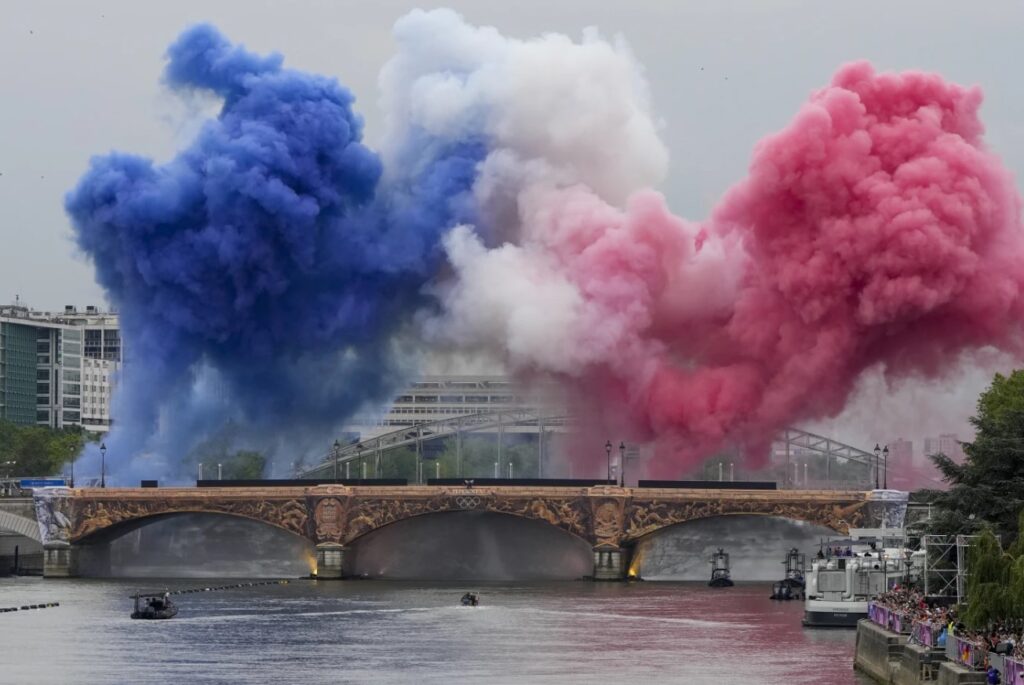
(0, 578, 872, 684)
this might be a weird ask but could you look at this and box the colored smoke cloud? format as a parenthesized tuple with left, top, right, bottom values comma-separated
(65, 23, 480, 482)
(68, 10, 1024, 481)
(415, 22, 1024, 475)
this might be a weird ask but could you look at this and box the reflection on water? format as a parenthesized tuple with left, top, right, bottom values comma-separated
(79, 514, 314, 578)
(633, 515, 838, 581)
(0, 578, 872, 684)
(345, 511, 593, 580)
(76, 511, 841, 586)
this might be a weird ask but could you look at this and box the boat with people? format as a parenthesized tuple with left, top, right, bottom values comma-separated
(460, 592, 480, 607)
(131, 591, 178, 620)
(770, 547, 806, 600)
(708, 548, 734, 588)
(802, 529, 922, 627)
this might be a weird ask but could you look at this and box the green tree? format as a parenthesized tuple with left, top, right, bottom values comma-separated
(0, 420, 94, 478)
(220, 450, 266, 480)
(379, 447, 417, 481)
(963, 530, 1013, 629)
(926, 370, 1024, 544)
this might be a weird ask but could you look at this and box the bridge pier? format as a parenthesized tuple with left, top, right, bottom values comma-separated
(315, 543, 346, 579)
(42, 542, 78, 578)
(592, 547, 630, 581)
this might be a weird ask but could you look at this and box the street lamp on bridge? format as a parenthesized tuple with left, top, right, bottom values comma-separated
(873, 444, 889, 490)
(99, 442, 106, 488)
(873, 444, 880, 489)
(882, 445, 889, 489)
(605, 440, 612, 483)
(619, 442, 626, 487)
(332, 440, 340, 482)
(357, 444, 363, 484)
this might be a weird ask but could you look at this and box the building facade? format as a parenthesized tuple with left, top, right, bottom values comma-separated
(0, 304, 120, 433)
(349, 375, 551, 440)
(887, 438, 913, 467)
(923, 434, 965, 462)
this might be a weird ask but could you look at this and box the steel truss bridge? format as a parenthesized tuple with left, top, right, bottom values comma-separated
(300, 409, 878, 488)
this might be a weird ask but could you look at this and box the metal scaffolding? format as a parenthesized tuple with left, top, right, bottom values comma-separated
(922, 534, 976, 604)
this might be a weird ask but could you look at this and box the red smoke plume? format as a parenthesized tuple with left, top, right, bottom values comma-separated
(555, 63, 1024, 476)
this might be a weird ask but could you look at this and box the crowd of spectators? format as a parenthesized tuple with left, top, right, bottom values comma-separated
(874, 586, 954, 627)
(873, 584, 1024, 681)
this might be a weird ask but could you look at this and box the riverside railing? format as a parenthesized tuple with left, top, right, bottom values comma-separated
(867, 602, 912, 634)
(946, 635, 985, 670)
(909, 619, 944, 648)
(1005, 656, 1024, 683)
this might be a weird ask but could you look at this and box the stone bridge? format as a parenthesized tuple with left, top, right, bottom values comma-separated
(31, 485, 900, 579)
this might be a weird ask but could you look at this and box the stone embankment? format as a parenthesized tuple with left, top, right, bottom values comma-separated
(854, 620, 987, 685)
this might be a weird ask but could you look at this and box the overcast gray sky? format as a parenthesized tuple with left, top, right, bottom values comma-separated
(2, 0, 1022, 449)
(3, 0, 1022, 311)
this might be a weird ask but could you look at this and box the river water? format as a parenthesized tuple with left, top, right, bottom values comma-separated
(0, 577, 872, 685)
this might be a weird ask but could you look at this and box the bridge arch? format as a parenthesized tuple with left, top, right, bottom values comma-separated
(0, 510, 41, 543)
(343, 509, 594, 579)
(337, 492, 593, 547)
(69, 495, 309, 545)
(72, 509, 309, 547)
(621, 494, 866, 544)
(628, 513, 841, 580)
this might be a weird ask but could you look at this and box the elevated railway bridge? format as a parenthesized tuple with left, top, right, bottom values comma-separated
(301, 409, 880, 490)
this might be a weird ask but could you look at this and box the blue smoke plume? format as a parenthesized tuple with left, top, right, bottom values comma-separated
(65, 24, 483, 482)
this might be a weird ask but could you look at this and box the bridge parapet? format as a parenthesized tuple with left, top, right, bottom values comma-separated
(35, 486, 882, 579)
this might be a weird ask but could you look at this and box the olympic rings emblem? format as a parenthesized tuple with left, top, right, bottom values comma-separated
(455, 495, 482, 509)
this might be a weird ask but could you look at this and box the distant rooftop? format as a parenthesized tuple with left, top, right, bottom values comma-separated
(0, 303, 119, 326)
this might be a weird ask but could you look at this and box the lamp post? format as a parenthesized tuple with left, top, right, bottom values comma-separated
(873, 444, 881, 490)
(357, 444, 363, 484)
(619, 442, 626, 487)
(882, 445, 889, 490)
(198, 463, 203, 481)
(99, 442, 107, 488)
(332, 440, 340, 482)
(605, 440, 612, 483)
(2, 461, 14, 496)
(217, 463, 222, 480)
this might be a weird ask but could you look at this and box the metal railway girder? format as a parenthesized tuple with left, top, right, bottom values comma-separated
(302, 410, 875, 478)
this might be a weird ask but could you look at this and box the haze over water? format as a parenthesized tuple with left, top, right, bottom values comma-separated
(0, 578, 872, 685)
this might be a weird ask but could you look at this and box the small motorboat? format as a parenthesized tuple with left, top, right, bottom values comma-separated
(770, 548, 806, 600)
(460, 592, 480, 607)
(770, 581, 796, 600)
(708, 548, 734, 588)
(131, 592, 178, 620)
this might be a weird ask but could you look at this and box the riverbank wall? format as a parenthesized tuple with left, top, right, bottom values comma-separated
(853, 620, 985, 685)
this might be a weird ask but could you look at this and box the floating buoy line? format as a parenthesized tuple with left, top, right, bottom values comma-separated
(2, 580, 290, 614)
(129, 579, 290, 598)
(1, 602, 60, 613)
